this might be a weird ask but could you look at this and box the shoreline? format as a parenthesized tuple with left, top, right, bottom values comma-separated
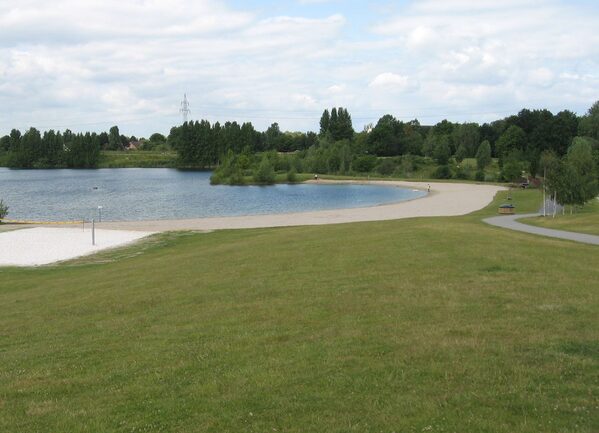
(85, 180, 505, 232)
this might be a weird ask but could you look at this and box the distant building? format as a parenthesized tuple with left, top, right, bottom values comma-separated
(127, 141, 142, 151)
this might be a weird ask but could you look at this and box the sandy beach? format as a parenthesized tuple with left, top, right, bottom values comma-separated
(1, 181, 504, 266)
(0, 227, 154, 266)
(93, 180, 505, 232)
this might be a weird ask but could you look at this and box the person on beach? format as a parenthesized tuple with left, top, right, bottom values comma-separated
(427, 184, 430, 193)
(314, 174, 318, 182)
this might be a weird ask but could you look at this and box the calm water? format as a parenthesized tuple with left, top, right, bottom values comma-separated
(0, 168, 426, 222)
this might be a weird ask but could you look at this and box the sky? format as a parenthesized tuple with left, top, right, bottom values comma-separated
(1, 0, 598, 137)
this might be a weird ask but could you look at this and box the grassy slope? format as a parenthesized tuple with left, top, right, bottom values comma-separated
(519, 198, 599, 236)
(1, 189, 598, 433)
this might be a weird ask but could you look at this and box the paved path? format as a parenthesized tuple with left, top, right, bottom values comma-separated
(483, 213, 599, 245)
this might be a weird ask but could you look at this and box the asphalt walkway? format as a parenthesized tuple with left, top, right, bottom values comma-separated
(483, 213, 599, 246)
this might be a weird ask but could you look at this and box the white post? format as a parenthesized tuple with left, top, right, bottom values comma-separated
(92, 219, 95, 246)
(543, 167, 546, 217)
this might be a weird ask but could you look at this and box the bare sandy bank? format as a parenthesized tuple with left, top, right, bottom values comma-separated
(0, 227, 154, 266)
(92, 180, 505, 232)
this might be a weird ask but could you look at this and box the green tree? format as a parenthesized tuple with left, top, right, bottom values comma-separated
(376, 158, 396, 176)
(265, 123, 282, 150)
(108, 125, 121, 151)
(319, 109, 330, 136)
(433, 137, 451, 165)
(254, 154, 275, 184)
(578, 100, 599, 139)
(501, 150, 527, 181)
(455, 143, 468, 163)
(475, 140, 492, 169)
(565, 139, 598, 205)
(0, 135, 10, 152)
(352, 155, 377, 172)
(495, 125, 526, 161)
(452, 123, 480, 157)
(149, 133, 166, 144)
(367, 114, 404, 156)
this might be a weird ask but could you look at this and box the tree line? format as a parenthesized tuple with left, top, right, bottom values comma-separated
(206, 104, 598, 208)
(172, 103, 598, 172)
(2, 102, 598, 189)
(0, 125, 170, 168)
(0, 128, 101, 168)
(168, 120, 318, 167)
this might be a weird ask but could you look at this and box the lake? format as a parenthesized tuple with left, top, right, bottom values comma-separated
(0, 168, 426, 222)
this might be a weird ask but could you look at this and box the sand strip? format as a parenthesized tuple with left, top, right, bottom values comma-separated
(0, 227, 154, 266)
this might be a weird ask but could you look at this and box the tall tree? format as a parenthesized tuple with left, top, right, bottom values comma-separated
(578, 100, 599, 140)
(319, 109, 330, 136)
(108, 125, 121, 151)
(475, 140, 492, 170)
(495, 125, 526, 162)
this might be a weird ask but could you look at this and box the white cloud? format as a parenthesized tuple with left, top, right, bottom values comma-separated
(528, 68, 555, 87)
(0, 0, 598, 135)
(369, 73, 410, 90)
(326, 84, 346, 94)
(369, 0, 599, 120)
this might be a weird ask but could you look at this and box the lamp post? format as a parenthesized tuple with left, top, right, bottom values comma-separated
(98, 205, 103, 222)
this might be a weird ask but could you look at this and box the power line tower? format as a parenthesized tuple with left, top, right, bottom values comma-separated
(180, 93, 191, 123)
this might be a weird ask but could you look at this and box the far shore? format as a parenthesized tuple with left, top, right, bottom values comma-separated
(73, 180, 505, 232)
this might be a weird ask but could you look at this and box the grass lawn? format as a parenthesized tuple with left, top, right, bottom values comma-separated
(98, 150, 179, 168)
(1, 189, 597, 432)
(519, 198, 599, 236)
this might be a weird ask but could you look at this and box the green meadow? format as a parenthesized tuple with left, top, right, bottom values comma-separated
(1, 189, 597, 433)
(98, 151, 179, 168)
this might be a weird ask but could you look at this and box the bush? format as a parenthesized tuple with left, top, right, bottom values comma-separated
(286, 168, 297, 183)
(274, 155, 290, 172)
(485, 173, 498, 182)
(352, 155, 377, 173)
(229, 169, 246, 185)
(432, 165, 452, 179)
(254, 155, 276, 184)
(0, 199, 8, 221)
(475, 170, 485, 181)
(476, 140, 492, 169)
(453, 164, 471, 180)
(433, 140, 451, 165)
(376, 158, 396, 176)
(501, 160, 526, 182)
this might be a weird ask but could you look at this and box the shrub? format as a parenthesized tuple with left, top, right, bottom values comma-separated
(286, 168, 297, 183)
(476, 140, 492, 169)
(501, 160, 526, 182)
(475, 170, 485, 181)
(455, 144, 468, 163)
(229, 168, 246, 185)
(254, 155, 276, 184)
(376, 158, 396, 176)
(433, 140, 451, 165)
(352, 155, 377, 173)
(453, 164, 471, 180)
(485, 173, 498, 182)
(0, 199, 8, 221)
(274, 155, 290, 172)
(433, 165, 452, 179)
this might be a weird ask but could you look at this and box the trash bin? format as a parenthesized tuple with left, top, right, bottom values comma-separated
(498, 204, 515, 215)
